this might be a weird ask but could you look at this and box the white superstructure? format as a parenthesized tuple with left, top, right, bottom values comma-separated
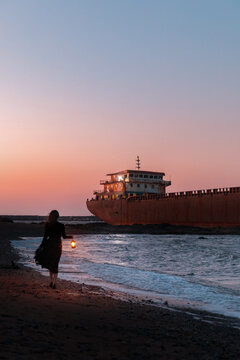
(95, 170, 171, 200)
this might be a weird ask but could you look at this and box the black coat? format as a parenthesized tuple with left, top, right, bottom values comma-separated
(34, 221, 66, 273)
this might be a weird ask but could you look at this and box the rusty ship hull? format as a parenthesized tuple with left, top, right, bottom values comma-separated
(87, 187, 240, 227)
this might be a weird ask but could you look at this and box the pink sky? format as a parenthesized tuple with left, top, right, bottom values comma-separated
(1, 1, 240, 215)
(1, 100, 239, 215)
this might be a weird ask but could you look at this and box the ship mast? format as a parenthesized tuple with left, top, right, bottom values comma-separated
(136, 155, 141, 170)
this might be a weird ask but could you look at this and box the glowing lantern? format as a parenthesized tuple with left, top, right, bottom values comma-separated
(71, 239, 76, 248)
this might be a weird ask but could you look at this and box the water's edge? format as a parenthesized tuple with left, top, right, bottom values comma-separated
(11, 235, 240, 327)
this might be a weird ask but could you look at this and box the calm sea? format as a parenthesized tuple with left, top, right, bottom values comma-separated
(12, 234, 240, 320)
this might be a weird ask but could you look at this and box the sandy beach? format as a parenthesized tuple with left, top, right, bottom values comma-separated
(0, 222, 240, 359)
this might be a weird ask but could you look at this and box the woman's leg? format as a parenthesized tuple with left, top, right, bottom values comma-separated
(52, 272, 58, 288)
(49, 271, 53, 282)
(52, 253, 60, 288)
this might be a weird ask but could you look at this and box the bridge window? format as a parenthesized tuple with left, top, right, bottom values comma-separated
(144, 184, 147, 188)
(130, 174, 133, 177)
(137, 184, 140, 188)
(144, 175, 148, 178)
(154, 176, 157, 179)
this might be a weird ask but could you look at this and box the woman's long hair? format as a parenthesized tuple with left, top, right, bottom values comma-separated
(48, 210, 59, 223)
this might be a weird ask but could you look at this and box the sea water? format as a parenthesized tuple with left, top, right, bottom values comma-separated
(11, 234, 240, 320)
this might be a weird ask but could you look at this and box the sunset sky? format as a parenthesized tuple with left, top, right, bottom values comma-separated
(1, 0, 240, 215)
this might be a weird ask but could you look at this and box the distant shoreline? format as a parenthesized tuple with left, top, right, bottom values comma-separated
(1, 218, 240, 235)
(0, 215, 101, 222)
(67, 222, 240, 235)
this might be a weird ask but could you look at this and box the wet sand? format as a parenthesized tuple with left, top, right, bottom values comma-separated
(0, 222, 240, 359)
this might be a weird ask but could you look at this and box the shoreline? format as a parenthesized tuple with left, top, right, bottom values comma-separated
(14, 242, 240, 326)
(1, 222, 240, 359)
(2, 219, 240, 235)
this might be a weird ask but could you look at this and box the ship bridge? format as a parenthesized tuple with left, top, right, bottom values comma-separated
(95, 169, 171, 200)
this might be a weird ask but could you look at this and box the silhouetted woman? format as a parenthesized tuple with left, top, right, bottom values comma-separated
(35, 210, 72, 289)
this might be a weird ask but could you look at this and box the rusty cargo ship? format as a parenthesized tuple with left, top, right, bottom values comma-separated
(86, 165, 240, 227)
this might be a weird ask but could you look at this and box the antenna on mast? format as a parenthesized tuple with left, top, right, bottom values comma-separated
(136, 155, 141, 170)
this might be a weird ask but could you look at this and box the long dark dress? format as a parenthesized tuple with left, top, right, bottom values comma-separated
(34, 221, 66, 273)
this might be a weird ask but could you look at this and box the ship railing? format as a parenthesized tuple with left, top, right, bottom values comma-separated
(126, 186, 240, 201)
(100, 180, 110, 185)
(89, 186, 240, 201)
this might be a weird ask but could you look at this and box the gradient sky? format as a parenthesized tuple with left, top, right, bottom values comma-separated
(1, 0, 240, 215)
